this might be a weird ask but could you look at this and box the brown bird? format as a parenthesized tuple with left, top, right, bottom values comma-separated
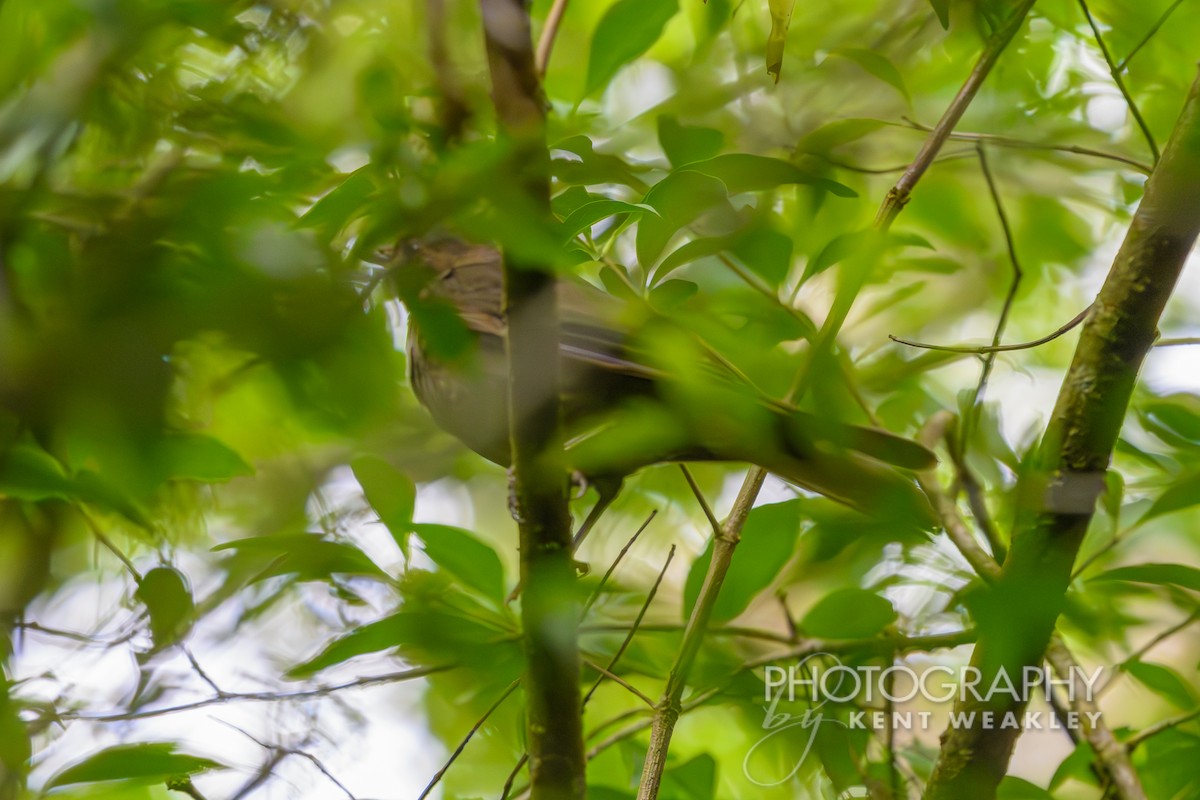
(377, 237, 938, 530)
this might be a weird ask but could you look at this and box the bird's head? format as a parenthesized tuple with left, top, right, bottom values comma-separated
(369, 235, 504, 316)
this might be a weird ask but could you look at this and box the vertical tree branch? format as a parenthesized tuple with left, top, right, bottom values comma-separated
(479, 2, 585, 798)
(635, 469, 766, 800)
(924, 70, 1200, 800)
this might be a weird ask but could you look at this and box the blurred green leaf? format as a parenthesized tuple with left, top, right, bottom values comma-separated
(685, 154, 856, 197)
(657, 117, 724, 167)
(352, 455, 416, 557)
(637, 171, 730, 266)
(830, 49, 910, 102)
(1124, 661, 1198, 708)
(46, 743, 223, 789)
(158, 434, 252, 482)
(801, 588, 897, 638)
(585, 0, 679, 97)
(413, 523, 505, 602)
(1092, 563, 1200, 592)
(684, 500, 801, 622)
(213, 534, 389, 582)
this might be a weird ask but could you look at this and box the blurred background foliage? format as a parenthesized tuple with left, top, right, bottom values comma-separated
(0, 0, 1198, 798)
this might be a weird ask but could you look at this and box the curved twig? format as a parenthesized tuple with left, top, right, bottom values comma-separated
(898, 118, 1154, 174)
(889, 306, 1090, 354)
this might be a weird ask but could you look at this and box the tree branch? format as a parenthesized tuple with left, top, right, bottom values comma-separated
(924, 69, 1200, 800)
(875, 0, 1038, 229)
(479, 2, 585, 797)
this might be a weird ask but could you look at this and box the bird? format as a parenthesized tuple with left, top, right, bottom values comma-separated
(374, 236, 939, 531)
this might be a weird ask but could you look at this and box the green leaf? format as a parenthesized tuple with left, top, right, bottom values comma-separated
(928, 0, 951, 29)
(158, 434, 252, 482)
(661, 753, 717, 800)
(1124, 661, 1198, 708)
(996, 776, 1055, 799)
(298, 165, 377, 233)
(1091, 563, 1200, 592)
(798, 118, 888, 153)
(135, 567, 194, 649)
(46, 743, 223, 789)
(352, 455, 416, 556)
(288, 606, 506, 676)
(213, 534, 389, 582)
(766, 0, 798, 82)
(1141, 393, 1200, 445)
(636, 171, 730, 267)
(653, 218, 793, 287)
(585, 0, 679, 97)
(684, 500, 801, 622)
(803, 229, 932, 285)
(1143, 469, 1200, 521)
(830, 49, 910, 102)
(413, 523, 505, 602)
(0, 443, 73, 501)
(801, 588, 897, 638)
(657, 116, 724, 167)
(648, 279, 699, 309)
(562, 199, 657, 241)
(684, 154, 856, 197)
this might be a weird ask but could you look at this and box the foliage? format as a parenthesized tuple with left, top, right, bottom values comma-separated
(0, 0, 1198, 798)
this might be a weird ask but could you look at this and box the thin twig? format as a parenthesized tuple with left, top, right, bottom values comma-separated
(582, 510, 657, 615)
(945, 431, 1007, 563)
(890, 305, 1090, 353)
(918, 413, 1003, 582)
(583, 546, 676, 706)
(817, 150, 977, 174)
(875, 0, 1039, 228)
(898, 118, 1154, 174)
(1098, 608, 1200, 695)
(1116, 0, 1187, 71)
(82, 512, 141, 581)
(582, 660, 656, 708)
(182, 645, 225, 698)
(535, 0, 570, 77)
(635, 468, 765, 800)
(418, 679, 520, 800)
(58, 665, 453, 722)
(679, 465, 721, 536)
(1077, 0, 1160, 161)
(970, 143, 1024, 412)
(581, 622, 794, 644)
(1155, 336, 1200, 346)
(1126, 707, 1200, 751)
